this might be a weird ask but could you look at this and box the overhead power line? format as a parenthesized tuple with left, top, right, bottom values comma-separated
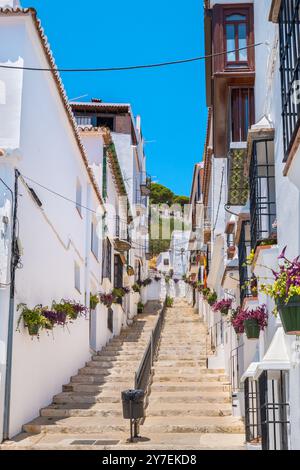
(0, 43, 263, 73)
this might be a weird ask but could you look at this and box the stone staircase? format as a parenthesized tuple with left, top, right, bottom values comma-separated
(1, 299, 245, 450)
(0, 302, 160, 450)
(140, 300, 245, 449)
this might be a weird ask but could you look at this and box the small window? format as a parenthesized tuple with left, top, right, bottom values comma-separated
(102, 238, 112, 281)
(231, 88, 254, 142)
(91, 220, 99, 259)
(225, 11, 249, 66)
(76, 179, 82, 216)
(163, 259, 169, 266)
(74, 262, 81, 292)
(96, 116, 114, 130)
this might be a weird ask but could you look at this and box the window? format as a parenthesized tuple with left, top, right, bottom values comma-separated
(225, 11, 249, 66)
(279, 2, 300, 160)
(231, 88, 254, 142)
(259, 370, 289, 450)
(96, 116, 114, 130)
(102, 238, 112, 281)
(76, 179, 82, 216)
(114, 255, 123, 288)
(74, 262, 81, 292)
(244, 378, 261, 444)
(238, 220, 252, 305)
(91, 219, 99, 259)
(249, 139, 277, 250)
(163, 259, 169, 266)
(102, 147, 107, 200)
(75, 115, 92, 126)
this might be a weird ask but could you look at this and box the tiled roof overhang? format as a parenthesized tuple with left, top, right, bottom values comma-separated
(0, 7, 105, 209)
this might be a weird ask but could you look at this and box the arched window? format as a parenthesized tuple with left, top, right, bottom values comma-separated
(225, 11, 248, 66)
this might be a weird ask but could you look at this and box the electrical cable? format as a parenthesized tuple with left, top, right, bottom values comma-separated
(0, 43, 263, 73)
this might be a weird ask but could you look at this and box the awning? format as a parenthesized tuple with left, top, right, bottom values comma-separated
(257, 327, 291, 375)
(241, 328, 291, 382)
(241, 362, 261, 383)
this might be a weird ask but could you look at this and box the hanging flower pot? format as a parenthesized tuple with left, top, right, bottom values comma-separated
(27, 323, 40, 336)
(244, 318, 260, 339)
(277, 296, 300, 335)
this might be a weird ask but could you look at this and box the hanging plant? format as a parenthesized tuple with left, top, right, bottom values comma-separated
(53, 300, 87, 321)
(90, 294, 99, 310)
(17, 304, 52, 337)
(100, 293, 115, 308)
(207, 291, 218, 306)
(142, 278, 152, 287)
(132, 283, 141, 293)
(232, 305, 268, 339)
(212, 298, 233, 316)
(174, 278, 179, 284)
(42, 310, 67, 327)
(154, 275, 161, 282)
(165, 276, 171, 284)
(261, 247, 300, 334)
(127, 265, 135, 276)
(137, 301, 144, 313)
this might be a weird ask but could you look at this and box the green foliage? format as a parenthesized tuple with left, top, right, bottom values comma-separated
(150, 183, 175, 206)
(166, 296, 174, 308)
(17, 304, 52, 336)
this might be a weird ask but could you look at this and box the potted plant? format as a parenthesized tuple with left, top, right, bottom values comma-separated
(132, 283, 141, 294)
(137, 301, 144, 314)
(166, 296, 174, 308)
(53, 300, 87, 321)
(212, 298, 233, 316)
(142, 278, 152, 287)
(174, 278, 179, 284)
(112, 288, 126, 304)
(90, 294, 99, 310)
(126, 265, 135, 276)
(154, 275, 161, 282)
(17, 304, 52, 336)
(207, 291, 217, 306)
(42, 309, 67, 327)
(261, 247, 300, 335)
(232, 305, 268, 339)
(99, 293, 114, 308)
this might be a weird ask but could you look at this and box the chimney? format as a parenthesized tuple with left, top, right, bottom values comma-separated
(91, 98, 102, 103)
(0, 0, 21, 7)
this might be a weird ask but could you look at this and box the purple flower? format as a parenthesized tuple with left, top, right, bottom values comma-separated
(278, 246, 287, 260)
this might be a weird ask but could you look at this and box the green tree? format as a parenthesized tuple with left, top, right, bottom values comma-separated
(150, 183, 175, 205)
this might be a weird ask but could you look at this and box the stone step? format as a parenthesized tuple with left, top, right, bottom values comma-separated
(53, 392, 122, 404)
(95, 354, 140, 362)
(0, 432, 245, 450)
(148, 392, 231, 404)
(23, 416, 127, 434)
(150, 382, 230, 393)
(91, 358, 140, 367)
(153, 360, 207, 367)
(71, 375, 133, 385)
(146, 402, 232, 417)
(41, 403, 123, 418)
(85, 361, 136, 371)
(63, 383, 132, 393)
(97, 351, 141, 358)
(142, 417, 244, 434)
(79, 367, 132, 376)
(156, 354, 207, 361)
(152, 375, 228, 383)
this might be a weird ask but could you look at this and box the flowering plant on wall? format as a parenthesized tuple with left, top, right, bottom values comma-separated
(99, 293, 115, 308)
(231, 305, 268, 336)
(206, 290, 218, 306)
(260, 247, 300, 306)
(52, 300, 87, 321)
(212, 298, 233, 316)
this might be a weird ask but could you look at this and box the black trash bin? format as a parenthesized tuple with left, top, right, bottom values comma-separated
(121, 389, 144, 419)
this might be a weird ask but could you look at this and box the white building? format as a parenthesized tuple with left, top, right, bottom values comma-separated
(188, 0, 300, 450)
(0, 2, 149, 442)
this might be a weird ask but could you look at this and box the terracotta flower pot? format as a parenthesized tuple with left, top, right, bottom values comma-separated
(277, 296, 300, 335)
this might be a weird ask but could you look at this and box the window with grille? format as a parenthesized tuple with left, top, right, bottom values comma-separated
(278, 0, 300, 161)
(249, 139, 277, 249)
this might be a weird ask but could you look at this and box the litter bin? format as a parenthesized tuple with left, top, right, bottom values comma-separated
(121, 389, 144, 419)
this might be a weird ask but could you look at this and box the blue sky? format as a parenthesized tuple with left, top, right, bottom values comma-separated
(22, 0, 207, 196)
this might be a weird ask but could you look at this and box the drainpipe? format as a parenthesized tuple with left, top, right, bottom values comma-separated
(3, 169, 19, 441)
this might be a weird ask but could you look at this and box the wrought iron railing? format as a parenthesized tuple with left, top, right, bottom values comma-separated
(244, 377, 261, 443)
(230, 343, 244, 392)
(130, 297, 167, 437)
(115, 215, 130, 242)
(206, 320, 224, 354)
